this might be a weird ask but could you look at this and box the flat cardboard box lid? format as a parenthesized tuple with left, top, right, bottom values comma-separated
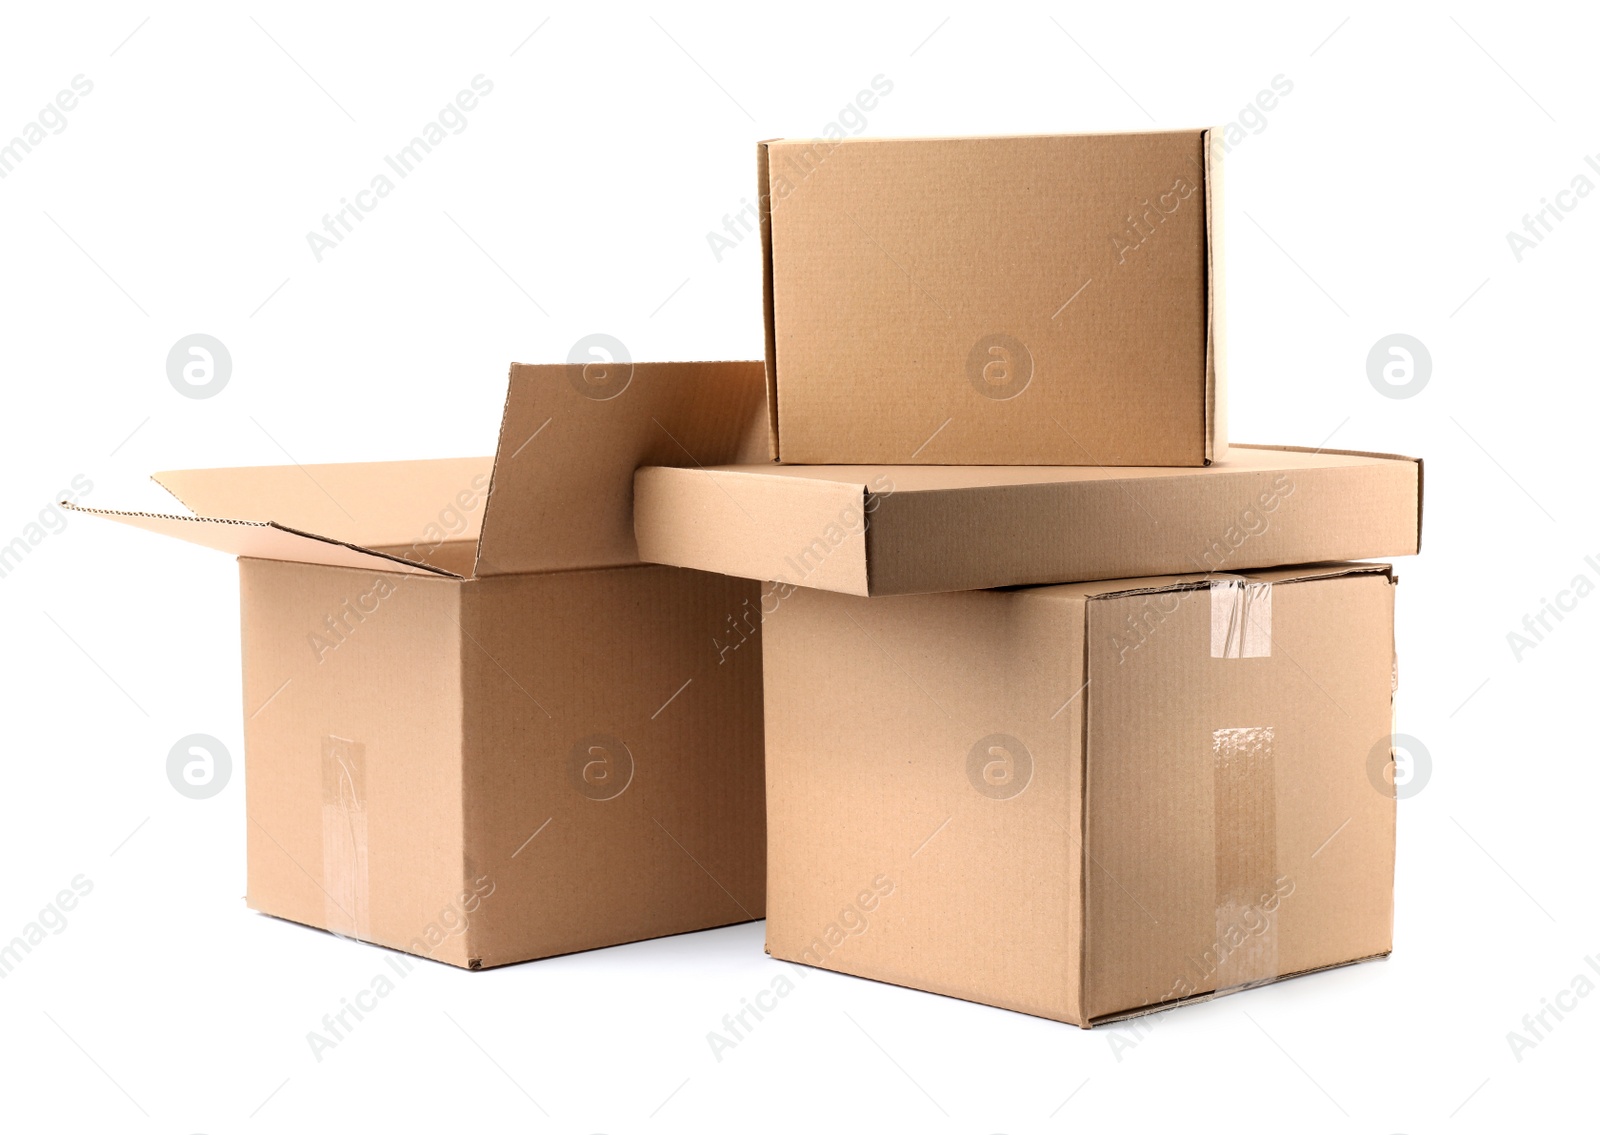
(69, 360, 768, 577)
(634, 444, 1422, 595)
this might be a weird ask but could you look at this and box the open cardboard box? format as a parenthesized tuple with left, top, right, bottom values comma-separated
(69, 361, 776, 968)
(759, 129, 1225, 465)
(761, 563, 1399, 1025)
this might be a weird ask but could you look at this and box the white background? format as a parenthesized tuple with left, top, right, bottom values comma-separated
(0, 1, 1593, 1131)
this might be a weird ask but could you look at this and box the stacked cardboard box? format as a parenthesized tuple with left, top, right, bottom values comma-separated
(73, 128, 1420, 1028)
(633, 129, 1423, 1026)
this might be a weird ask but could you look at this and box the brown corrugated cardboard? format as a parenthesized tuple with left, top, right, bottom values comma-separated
(759, 130, 1223, 465)
(68, 361, 769, 967)
(762, 563, 1397, 1026)
(239, 558, 763, 968)
(78, 360, 769, 578)
(634, 444, 1422, 596)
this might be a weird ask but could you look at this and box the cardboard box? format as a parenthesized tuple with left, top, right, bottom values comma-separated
(635, 444, 1422, 597)
(759, 129, 1224, 465)
(69, 361, 771, 967)
(762, 563, 1398, 1026)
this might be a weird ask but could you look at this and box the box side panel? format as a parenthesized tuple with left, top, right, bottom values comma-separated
(865, 456, 1418, 595)
(458, 565, 765, 966)
(764, 587, 1083, 1023)
(634, 466, 874, 596)
(767, 132, 1208, 465)
(239, 559, 469, 967)
(1081, 573, 1395, 1019)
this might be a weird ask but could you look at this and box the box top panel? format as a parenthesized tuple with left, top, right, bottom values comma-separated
(759, 130, 1216, 465)
(70, 360, 768, 578)
(633, 444, 1422, 596)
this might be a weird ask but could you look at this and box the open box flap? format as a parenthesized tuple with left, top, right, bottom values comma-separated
(153, 457, 494, 555)
(63, 503, 459, 576)
(473, 360, 768, 576)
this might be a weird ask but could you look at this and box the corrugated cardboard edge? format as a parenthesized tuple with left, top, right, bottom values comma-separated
(1087, 952, 1392, 1028)
(1074, 560, 1394, 602)
(1231, 443, 1425, 554)
(635, 465, 874, 596)
(757, 140, 782, 463)
(1075, 588, 1094, 1027)
(471, 364, 521, 579)
(1203, 127, 1228, 465)
(61, 501, 463, 578)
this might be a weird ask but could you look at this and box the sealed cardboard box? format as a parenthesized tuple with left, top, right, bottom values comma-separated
(759, 130, 1224, 465)
(635, 444, 1421, 596)
(762, 564, 1398, 1025)
(69, 361, 770, 967)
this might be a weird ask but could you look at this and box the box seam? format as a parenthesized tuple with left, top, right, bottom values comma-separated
(757, 141, 782, 462)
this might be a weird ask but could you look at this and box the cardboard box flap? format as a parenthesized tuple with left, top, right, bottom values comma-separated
(62, 503, 458, 576)
(152, 457, 494, 553)
(473, 360, 769, 576)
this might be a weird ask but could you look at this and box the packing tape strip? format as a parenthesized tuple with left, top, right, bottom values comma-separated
(1209, 726, 1279, 993)
(1210, 579, 1272, 658)
(321, 734, 371, 942)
